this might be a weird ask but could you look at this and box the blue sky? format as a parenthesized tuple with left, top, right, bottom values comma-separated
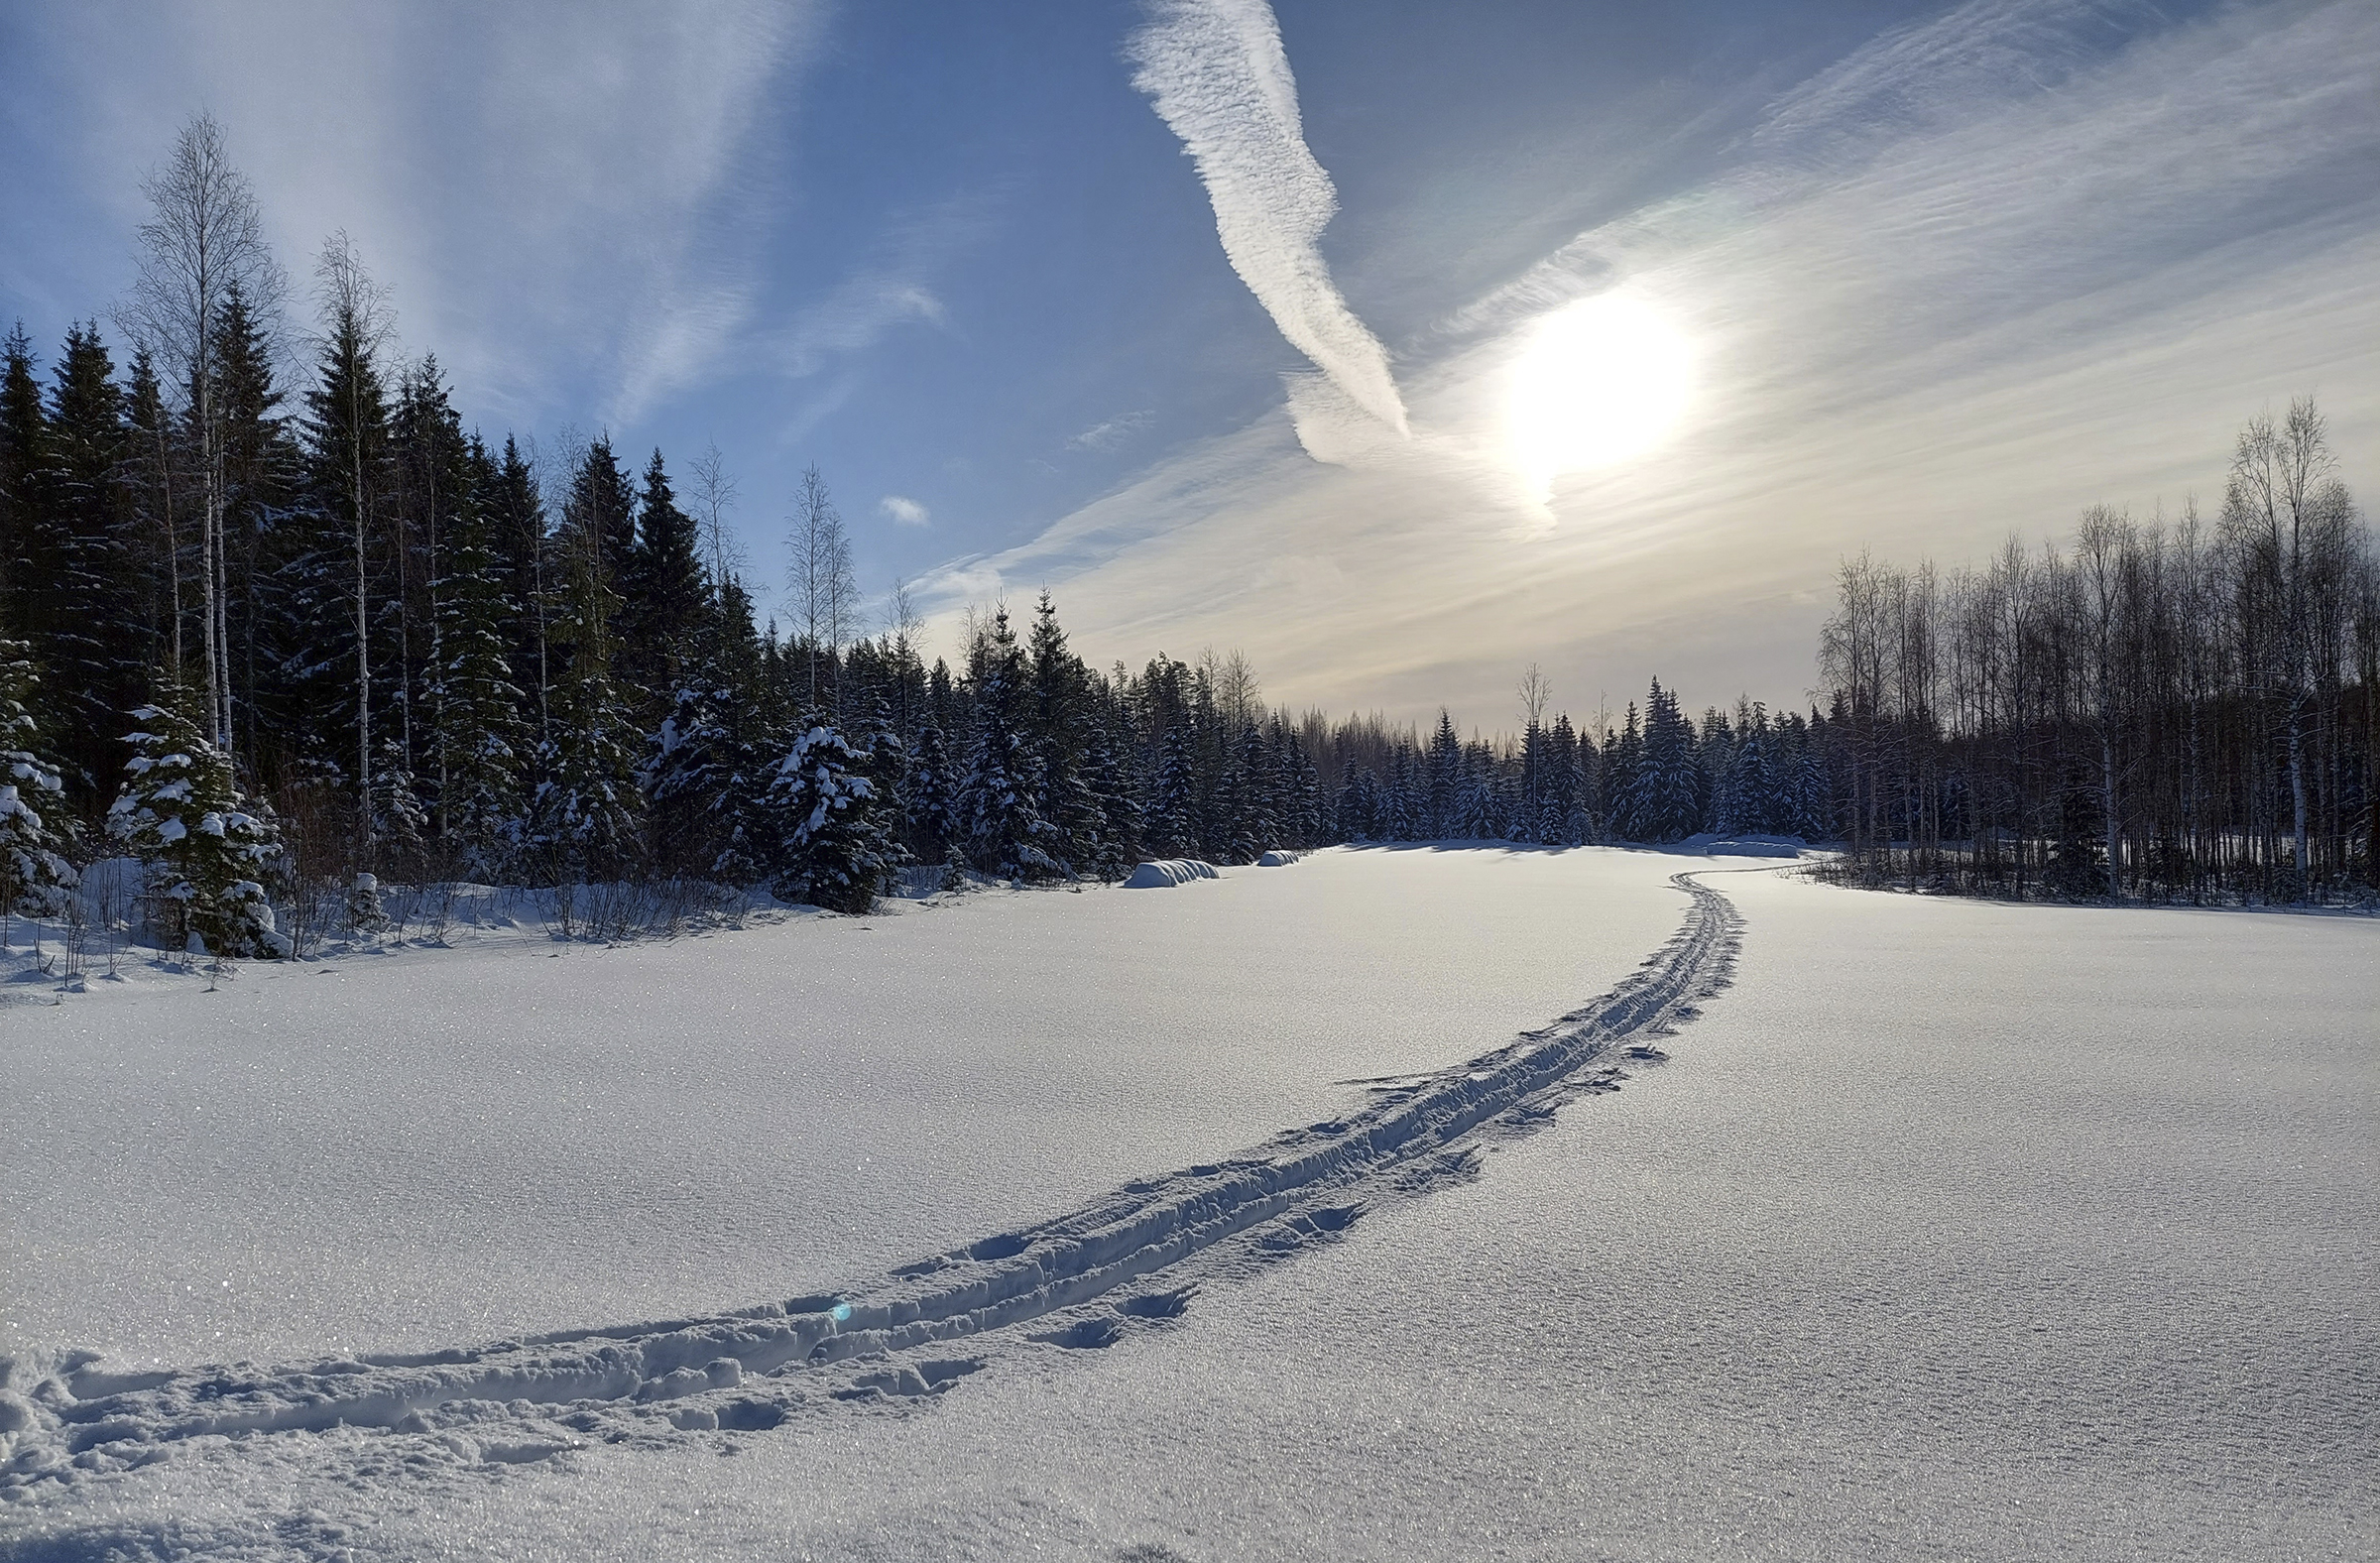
(4, 0, 2374, 727)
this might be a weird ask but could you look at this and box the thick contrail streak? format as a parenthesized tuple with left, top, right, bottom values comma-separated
(1128, 0, 1410, 437)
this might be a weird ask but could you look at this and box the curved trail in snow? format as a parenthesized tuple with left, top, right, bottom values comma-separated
(2, 870, 1745, 1498)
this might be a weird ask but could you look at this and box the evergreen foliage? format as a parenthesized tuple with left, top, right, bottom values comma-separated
(764, 723, 895, 913)
(0, 644, 77, 915)
(107, 679, 287, 955)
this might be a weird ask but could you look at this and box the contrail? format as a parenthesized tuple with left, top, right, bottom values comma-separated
(1128, 0, 1410, 437)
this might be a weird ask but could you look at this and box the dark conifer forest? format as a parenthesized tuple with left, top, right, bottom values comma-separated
(3, 119, 2375, 959)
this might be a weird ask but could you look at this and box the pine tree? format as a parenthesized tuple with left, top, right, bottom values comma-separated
(764, 722, 895, 912)
(107, 677, 287, 955)
(0, 644, 77, 916)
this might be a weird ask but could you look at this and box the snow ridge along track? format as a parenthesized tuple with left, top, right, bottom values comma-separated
(2, 870, 1742, 1491)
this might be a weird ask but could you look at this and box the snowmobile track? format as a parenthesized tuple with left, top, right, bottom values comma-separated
(2, 871, 1742, 1491)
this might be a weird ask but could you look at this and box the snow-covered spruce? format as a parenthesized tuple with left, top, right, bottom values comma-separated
(764, 724, 899, 914)
(104, 683, 287, 958)
(0, 871, 1738, 1485)
(0, 641, 76, 917)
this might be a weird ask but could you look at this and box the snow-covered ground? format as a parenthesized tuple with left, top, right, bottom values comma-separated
(2, 845, 1687, 1367)
(4, 851, 2373, 1560)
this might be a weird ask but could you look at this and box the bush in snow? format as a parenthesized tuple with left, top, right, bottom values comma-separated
(0, 642, 77, 917)
(764, 723, 898, 913)
(107, 682, 289, 957)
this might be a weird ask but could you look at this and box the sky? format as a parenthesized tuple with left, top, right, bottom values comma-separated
(3, 0, 2374, 731)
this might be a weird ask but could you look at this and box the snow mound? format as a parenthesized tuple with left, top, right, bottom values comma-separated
(1121, 860, 1220, 889)
(1686, 833, 1804, 858)
(1255, 850, 1306, 867)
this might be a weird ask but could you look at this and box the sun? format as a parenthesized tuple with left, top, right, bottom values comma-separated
(1506, 292, 1696, 488)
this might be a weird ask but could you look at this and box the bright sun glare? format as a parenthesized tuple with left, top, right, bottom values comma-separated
(1507, 293, 1696, 488)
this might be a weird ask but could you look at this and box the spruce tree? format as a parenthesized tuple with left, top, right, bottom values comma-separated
(954, 607, 1057, 878)
(0, 644, 77, 916)
(764, 721, 895, 912)
(645, 683, 745, 880)
(528, 515, 641, 882)
(1081, 721, 1141, 876)
(1604, 705, 1644, 839)
(857, 694, 914, 875)
(107, 677, 287, 956)
(213, 284, 298, 776)
(0, 326, 49, 649)
(907, 720, 956, 864)
(295, 284, 397, 819)
(1626, 680, 1704, 843)
(621, 448, 709, 705)
(426, 440, 527, 874)
(1146, 719, 1197, 857)
(1426, 710, 1462, 835)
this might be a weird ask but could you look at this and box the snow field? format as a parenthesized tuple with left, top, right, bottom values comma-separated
(1, 845, 1687, 1368)
(9, 854, 2366, 1560)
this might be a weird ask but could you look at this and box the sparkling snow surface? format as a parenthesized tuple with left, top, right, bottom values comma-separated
(6, 856, 2375, 1561)
(4, 846, 1683, 1366)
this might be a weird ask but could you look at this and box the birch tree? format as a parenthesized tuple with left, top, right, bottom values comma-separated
(123, 113, 284, 753)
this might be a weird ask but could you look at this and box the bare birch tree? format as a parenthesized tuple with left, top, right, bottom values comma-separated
(122, 112, 284, 751)
(312, 231, 397, 853)
(786, 465, 855, 712)
(686, 439, 747, 589)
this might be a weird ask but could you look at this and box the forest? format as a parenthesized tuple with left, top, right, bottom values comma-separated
(3, 118, 2375, 962)
(1816, 396, 2377, 903)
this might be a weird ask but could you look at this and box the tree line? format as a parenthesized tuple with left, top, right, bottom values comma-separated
(1815, 397, 2376, 902)
(8, 118, 2371, 959)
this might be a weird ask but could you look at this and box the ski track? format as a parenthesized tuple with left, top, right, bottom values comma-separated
(0, 871, 1744, 1515)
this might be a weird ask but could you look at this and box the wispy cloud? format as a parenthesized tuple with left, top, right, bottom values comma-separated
(775, 272, 946, 380)
(0, 1, 827, 430)
(933, 0, 2380, 722)
(1127, 0, 1408, 443)
(879, 494, 930, 527)
(1066, 409, 1155, 450)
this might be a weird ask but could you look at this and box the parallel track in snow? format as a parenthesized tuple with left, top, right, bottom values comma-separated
(3, 870, 1743, 1491)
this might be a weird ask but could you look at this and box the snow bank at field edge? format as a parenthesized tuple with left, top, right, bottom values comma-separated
(1120, 860, 1221, 889)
